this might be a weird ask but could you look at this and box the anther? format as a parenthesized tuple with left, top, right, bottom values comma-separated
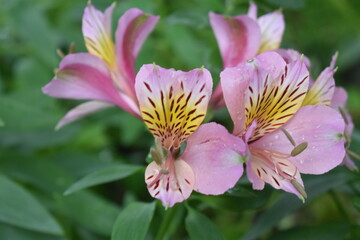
(150, 148, 163, 165)
(347, 150, 360, 161)
(159, 169, 169, 174)
(291, 180, 307, 203)
(291, 142, 308, 157)
(152, 62, 158, 72)
(69, 42, 76, 54)
(56, 49, 65, 59)
(338, 107, 349, 125)
(280, 127, 296, 146)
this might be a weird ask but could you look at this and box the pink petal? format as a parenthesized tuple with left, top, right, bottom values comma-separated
(56, 101, 113, 130)
(42, 53, 140, 117)
(247, 2, 258, 19)
(145, 159, 195, 208)
(82, 3, 116, 67)
(209, 12, 261, 68)
(257, 9, 284, 53)
(220, 66, 251, 136)
(221, 51, 287, 136)
(303, 53, 337, 106)
(246, 150, 304, 197)
(253, 105, 346, 174)
(341, 154, 357, 171)
(275, 49, 311, 68)
(115, 8, 159, 96)
(135, 64, 212, 150)
(181, 123, 246, 195)
(331, 87, 348, 108)
(245, 54, 309, 141)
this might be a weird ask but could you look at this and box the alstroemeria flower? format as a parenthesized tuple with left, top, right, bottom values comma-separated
(221, 51, 346, 200)
(300, 53, 358, 170)
(42, 4, 159, 129)
(209, 2, 284, 108)
(136, 64, 246, 207)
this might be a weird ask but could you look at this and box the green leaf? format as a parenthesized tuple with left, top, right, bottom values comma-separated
(54, 191, 120, 236)
(242, 169, 354, 240)
(111, 201, 156, 240)
(267, 222, 351, 240)
(353, 197, 360, 213)
(0, 223, 65, 240)
(0, 174, 63, 236)
(0, 118, 4, 127)
(64, 164, 143, 195)
(185, 207, 224, 240)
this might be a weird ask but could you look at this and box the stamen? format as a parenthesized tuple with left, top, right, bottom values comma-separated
(338, 107, 349, 125)
(291, 180, 307, 203)
(152, 62, 158, 72)
(56, 49, 65, 59)
(347, 150, 360, 161)
(291, 142, 308, 157)
(280, 127, 296, 146)
(160, 169, 169, 174)
(150, 148, 163, 165)
(69, 42, 76, 54)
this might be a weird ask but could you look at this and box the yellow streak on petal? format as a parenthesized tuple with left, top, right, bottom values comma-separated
(245, 73, 308, 141)
(85, 35, 116, 70)
(141, 86, 207, 150)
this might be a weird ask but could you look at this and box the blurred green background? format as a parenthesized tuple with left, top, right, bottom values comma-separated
(0, 0, 360, 239)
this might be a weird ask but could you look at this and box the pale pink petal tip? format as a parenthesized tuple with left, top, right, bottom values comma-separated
(248, 2, 258, 19)
(182, 122, 247, 195)
(56, 101, 113, 130)
(145, 160, 195, 208)
(257, 9, 285, 53)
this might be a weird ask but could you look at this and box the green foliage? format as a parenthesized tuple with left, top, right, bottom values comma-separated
(111, 202, 156, 240)
(0, 174, 63, 236)
(0, 0, 359, 239)
(185, 206, 224, 240)
(64, 164, 143, 195)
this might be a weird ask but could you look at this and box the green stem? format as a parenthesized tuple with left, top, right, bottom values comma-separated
(155, 204, 184, 240)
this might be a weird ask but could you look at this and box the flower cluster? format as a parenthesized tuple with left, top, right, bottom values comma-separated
(43, 3, 357, 207)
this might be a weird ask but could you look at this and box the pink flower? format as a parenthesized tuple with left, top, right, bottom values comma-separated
(209, 2, 285, 108)
(136, 64, 246, 207)
(42, 3, 159, 129)
(301, 53, 358, 170)
(221, 51, 346, 200)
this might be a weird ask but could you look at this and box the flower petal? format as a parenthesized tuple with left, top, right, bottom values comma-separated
(220, 66, 251, 136)
(257, 9, 284, 53)
(82, 3, 116, 68)
(244, 53, 309, 141)
(275, 49, 311, 68)
(145, 159, 195, 208)
(253, 105, 346, 174)
(246, 148, 304, 197)
(56, 101, 113, 130)
(42, 53, 140, 117)
(341, 154, 357, 171)
(115, 8, 159, 93)
(209, 12, 261, 68)
(181, 123, 246, 195)
(221, 51, 288, 136)
(331, 87, 347, 108)
(302, 54, 337, 106)
(247, 2, 258, 19)
(135, 64, 212, 150)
